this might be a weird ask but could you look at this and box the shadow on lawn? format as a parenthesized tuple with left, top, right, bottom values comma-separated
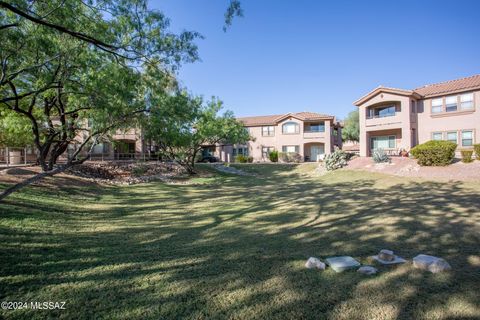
(1, 168, 479, 319)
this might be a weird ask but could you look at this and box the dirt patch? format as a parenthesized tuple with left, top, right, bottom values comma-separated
(66, 161, 191, 185)
(345, 156, 480, 181)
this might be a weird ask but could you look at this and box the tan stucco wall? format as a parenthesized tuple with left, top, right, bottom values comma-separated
(357, 89, 480, 156)
(241, 117, 335, 161)
(416, 90, 480, 148)
(358, 92, 413, 156)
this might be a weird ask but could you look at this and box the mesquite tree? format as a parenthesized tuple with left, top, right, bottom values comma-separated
(0, 0, 243, 200)
(144, 93, 250, 174)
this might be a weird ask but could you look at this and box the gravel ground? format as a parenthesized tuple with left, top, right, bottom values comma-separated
(345, 156, 480, 181)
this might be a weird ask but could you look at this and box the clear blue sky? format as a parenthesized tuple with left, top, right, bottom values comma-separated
(153, 0, 480, 119)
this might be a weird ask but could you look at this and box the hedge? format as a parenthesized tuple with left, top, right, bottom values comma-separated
(410, 140, 457, 166)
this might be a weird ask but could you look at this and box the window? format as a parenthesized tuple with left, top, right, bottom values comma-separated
(307, 122, 325, 132)
(432, 132, 443, 141)
(431, 98, 443, 113)
(262, 146, 274, 158)
(233, 147, 248, 157)
(282, 145, 299, 153)
(460, 93, 474, 110)
(411, 101, 416, 113)
(462, 130, 473, 146)
(370, 136, 395, 150)
(445, 96, 457, 112)
(92, 143, 109, 154)
(446, 131, 457, 143)
(262, 126, 275, 136)
(368, 105, 396, 118)
(282, 122, 299, 134)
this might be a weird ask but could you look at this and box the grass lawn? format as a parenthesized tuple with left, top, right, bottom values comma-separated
(1, 164, 479, 319)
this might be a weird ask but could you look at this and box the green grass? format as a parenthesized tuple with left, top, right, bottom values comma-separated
(1, 164, 479, 319)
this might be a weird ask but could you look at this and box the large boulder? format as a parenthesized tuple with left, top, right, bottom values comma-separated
(413, 254, 451, 273)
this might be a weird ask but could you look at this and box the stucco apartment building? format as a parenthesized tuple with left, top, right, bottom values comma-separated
(354, 74, 480, 157)
(204, 112, 342, 162)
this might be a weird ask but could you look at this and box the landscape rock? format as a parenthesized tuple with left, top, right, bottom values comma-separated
(372, 249, 406, 264)
(325, 256, 361, 273)
(413, 254, 451, 273)
(378, 249, 395, 262)
(357, 266, 378, 275)
(305, 257, 326, 270)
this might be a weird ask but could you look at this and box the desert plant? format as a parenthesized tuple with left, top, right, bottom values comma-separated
(474, 144, 480, 160)
(460, 150, 474, 163)
(235, 155, 248, 163)
(132, 165, 148, 177)
(410, 140, 457, 166)
(372, 149, 391, 163)
(323, 150, 348, 171)
(268, 150, 279, 162)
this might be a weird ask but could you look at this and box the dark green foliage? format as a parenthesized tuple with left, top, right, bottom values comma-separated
(410, 140, 457, 166)
(235, 155, 248, 163)
(247, 156, 253, 163)
(460, 150, 473, 163)
(268, 150, 278, 162)
(341, 109, 359, 142)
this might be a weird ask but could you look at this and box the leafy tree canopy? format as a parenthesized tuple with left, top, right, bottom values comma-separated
(342, 109, 359, 142)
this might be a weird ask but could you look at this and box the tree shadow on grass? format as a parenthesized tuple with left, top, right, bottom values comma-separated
(0, 171, 479, 319)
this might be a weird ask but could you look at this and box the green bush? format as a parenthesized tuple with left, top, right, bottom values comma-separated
(474, 144, 480, 160)
(247, 156, 253, 163)
(278, 152, 302, 163)
(132, 165, 148, 176)
(235, 155, 248, 163)
(268, 150, 278, 162)
(460, 150, 473, 163)
(410, 140, 457, 166)
(324, 150, 348, 171)
(372, 149, 390, 163)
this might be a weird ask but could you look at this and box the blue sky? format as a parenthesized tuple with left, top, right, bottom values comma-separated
(154, 0, 480, 119)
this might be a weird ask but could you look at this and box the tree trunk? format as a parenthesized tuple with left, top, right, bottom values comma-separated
(0, 165, 70, 202)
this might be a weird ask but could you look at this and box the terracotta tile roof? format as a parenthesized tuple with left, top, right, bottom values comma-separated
(238, 112, 334, 126)
(414, 74, 480, 97)
(354, 74, 480, 105)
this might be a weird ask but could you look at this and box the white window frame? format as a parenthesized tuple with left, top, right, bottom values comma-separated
(460, 93, 474, 110)
(431, 132, 443, 141)
(370, 135, 396, 150)
(446, 131, 458, 144)
(282, 122, 300, 134)
(461, 130, 474, 147)
(282, 145, 299, 153)
(431, 98, 443, 114)
(262, 126, 275, 137)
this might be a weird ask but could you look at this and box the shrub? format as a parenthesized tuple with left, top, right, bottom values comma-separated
(474, 144, 480, 160)
(132, 165, 148, 177)
(323, 150, 348, 171)
(460, 150, 474, 163)
(247, 156, 253, 163)
(279, 152, 302, 163)
(235, 155, 248, 163)
(410, 140, 456, 166)
(372, 149, 391, 163)
(268, 150, 278, 162)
